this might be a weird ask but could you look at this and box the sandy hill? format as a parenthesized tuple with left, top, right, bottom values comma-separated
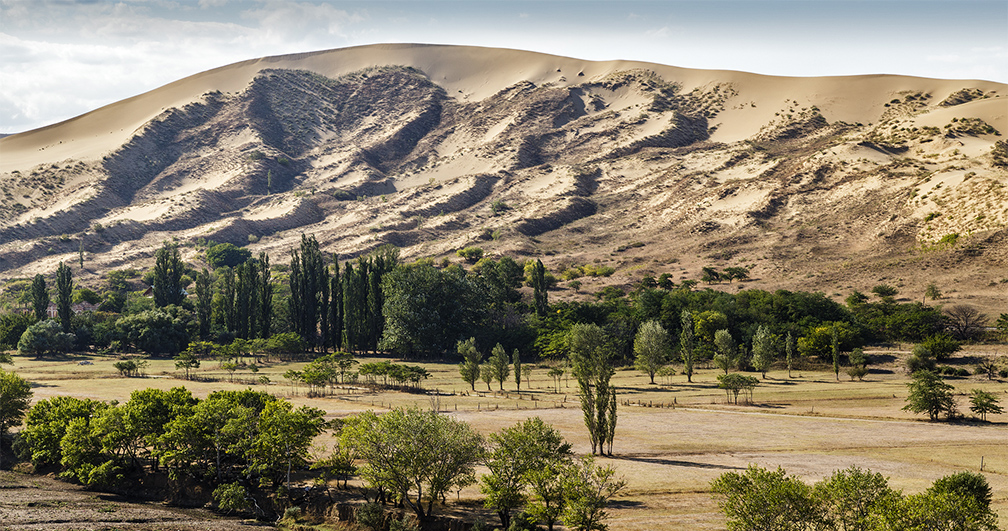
(1, 44, 1006, 314)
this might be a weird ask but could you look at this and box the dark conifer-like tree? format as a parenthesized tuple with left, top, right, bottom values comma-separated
(533, 259, 548, 317)
(153, 242, 184, 307)
(195, 268, 212, 339)
(31, 274, 49, 321)
(258, 252, 272, 339)
(55, 262, 73, 332)
(330, 258, 342, 351)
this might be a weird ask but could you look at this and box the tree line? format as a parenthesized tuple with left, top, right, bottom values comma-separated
(4, 374, 624, 530)
(2, 237, 1003, 376)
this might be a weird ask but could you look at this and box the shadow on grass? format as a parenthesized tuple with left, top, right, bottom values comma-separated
(608, 499, 646, 509)
(612, 454, 742, 471)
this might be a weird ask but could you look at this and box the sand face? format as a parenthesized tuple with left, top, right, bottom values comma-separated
(0, 44, 1006, 314)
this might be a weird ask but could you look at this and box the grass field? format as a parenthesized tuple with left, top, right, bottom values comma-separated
(4, 345, 1007, 530)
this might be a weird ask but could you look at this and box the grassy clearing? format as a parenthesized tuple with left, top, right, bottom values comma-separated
(4, 345, 1007, 530)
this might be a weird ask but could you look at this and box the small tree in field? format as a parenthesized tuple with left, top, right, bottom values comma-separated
(633, 320, 670, 384)
(457, 337, 482, 391)
(903, 371, 956, 421)
(488, 343, 510, 390)
(680, 310, 696, 382)
(750, 325, 775, 379)
(969, 389, 1002, 421)
(174, 351, 200, 380)
(560, 456, 626, 531)
(713, 329, 736, 375)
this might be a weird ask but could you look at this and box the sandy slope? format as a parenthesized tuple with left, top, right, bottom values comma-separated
(2, 43, 1003, 172)
(0, 44, 1006, 314)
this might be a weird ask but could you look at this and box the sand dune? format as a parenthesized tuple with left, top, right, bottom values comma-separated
(3, 43, 1003, 173)
(0, 43, 1006, 314)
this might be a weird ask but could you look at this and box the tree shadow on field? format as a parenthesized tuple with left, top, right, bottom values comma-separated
(613, 454, 742, 471)
(608, 499, 645, 509)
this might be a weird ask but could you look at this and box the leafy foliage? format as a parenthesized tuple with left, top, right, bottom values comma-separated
(903, 370, 956, 421)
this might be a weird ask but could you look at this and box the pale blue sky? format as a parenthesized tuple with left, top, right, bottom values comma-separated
(1, 0, 1005, 133)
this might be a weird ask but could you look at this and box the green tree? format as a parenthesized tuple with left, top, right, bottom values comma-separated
(380, 263, 482, 357)
(258, 252, 273, 339)
(153, 241, 184, 308)
(457, 337, 482, 390)
(568, 323, 615, 455)
(717, 373, 759, 405)
(903, 370, 956, 421)
(925, 282, 942, 302)
(968, 389, 1002, 421)
(560, 456, 626, 531)
(0, 369, 33, 467)
(488, 343, 510, 390)
(929, 471, 993, 511)
(750, 325, 774, 379)
(55, 262, 73, 333)
(532, 259, 548, 318)
(31, 273, 49, 321)
(680, 310, 696, 383)
(22, 396, 107, 467)
(633, 320, 670, 384)
(195, 268, 212, 339)
(174, 350, 201, 380)
(846, 348, 869, 381)
(785, 331, 795, 378)
(18, 319, 75, 357)
(713, 329, 736, 375)
(481, 417, 573, 529)
(115, 306, 194, 355)
(831, 325, 840, 381)
(481, 363, 494, 391)
(205, 242, 252, 268)
(456, 246, 484, 264)
(711, 465, 818, 531)
(289, 234, 325, 349)
(513, 349, 522, 391)
(248, 400, 325, 490)
(813, 466, 897, 531)
(920, 333, 960, 361)
(871, 284, 898, 300)
(342, 407, 483, 520)
(723, 266, 749, 283)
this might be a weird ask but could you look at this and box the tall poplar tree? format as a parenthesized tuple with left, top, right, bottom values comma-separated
(153, 242, 184, 307)
(55, 262, 73, 333)
(533, 259, 548, 317)
(329, 258, 342, 351)
(680, 310, 696, 383)
(195, 268, 212, 339)
(258, 252, 272, 339)
(31, 274, 49, 321)
(568, 323, 616, 456)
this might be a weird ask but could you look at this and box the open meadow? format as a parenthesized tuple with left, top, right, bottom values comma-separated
(4, 344, 1007, 530)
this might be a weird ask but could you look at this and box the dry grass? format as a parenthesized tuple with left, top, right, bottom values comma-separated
(4, 345, 1007, 530)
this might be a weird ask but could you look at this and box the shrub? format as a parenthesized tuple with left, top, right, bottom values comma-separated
(205, 243, 251, 268)
(356, 502, 384, 531)
(456, 247, 484, 264)
(18, 320, 75, 357)
(213, 482, 250, 514)
(920, 334, 959, 360)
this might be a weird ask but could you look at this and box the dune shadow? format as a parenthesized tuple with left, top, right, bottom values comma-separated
(613, 454, 742, 471)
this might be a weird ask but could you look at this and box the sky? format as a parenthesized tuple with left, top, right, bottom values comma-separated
(1, 0, 1006, 134)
